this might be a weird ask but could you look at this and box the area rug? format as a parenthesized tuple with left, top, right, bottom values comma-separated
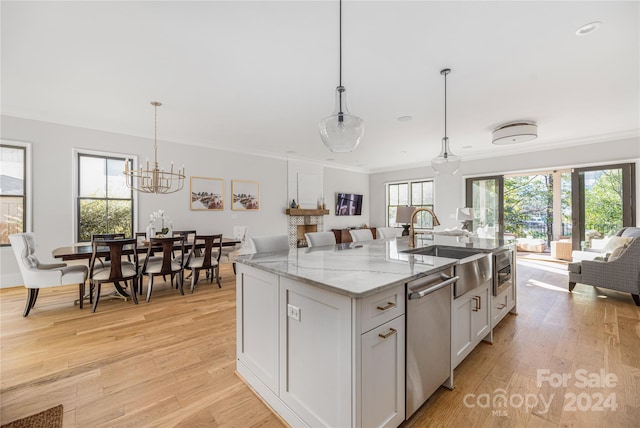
(1, 405, 63, 428)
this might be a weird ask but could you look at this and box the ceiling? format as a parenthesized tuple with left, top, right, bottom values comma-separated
(2, 1, 639, 173)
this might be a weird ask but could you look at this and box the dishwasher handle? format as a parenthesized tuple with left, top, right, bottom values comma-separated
(408, 275, 458, 300)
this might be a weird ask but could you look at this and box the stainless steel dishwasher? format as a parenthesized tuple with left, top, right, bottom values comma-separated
(406, 267, 458, 418)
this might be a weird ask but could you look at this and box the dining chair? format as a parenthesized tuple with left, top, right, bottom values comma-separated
(88, 238, 139, 312)
(220, 225, 249, 274)
(250, 235, 290, 253)
(182, 234, 223, 293)
(377, 227, 398, 239)
(91, 233, 127, 266)
(140, 236, 186, 303)
(304, 231, 336, 248)
(9, 233, 88, 316)
(349, 229, 374, 243)
(173, 230, 197, 242)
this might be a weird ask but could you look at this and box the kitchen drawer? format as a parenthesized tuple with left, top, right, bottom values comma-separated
(491, 283, 514, 328)
(360, 284, 405, 334)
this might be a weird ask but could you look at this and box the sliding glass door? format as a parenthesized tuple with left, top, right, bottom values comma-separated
(465, 176, 503, 237)
(571, 163, 636, 250)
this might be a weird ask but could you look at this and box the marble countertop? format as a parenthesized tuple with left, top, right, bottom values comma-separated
(236, 236, 514, 298)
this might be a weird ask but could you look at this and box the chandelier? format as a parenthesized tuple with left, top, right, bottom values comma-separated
(124, 101, 185, 194)
(318, 0, 364, 153)
(431, 68, 461, 175)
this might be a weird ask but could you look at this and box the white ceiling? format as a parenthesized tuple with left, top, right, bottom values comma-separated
(2, 1, 639, 172)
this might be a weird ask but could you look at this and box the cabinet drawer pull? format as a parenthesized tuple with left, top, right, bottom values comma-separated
(376, 302, 397, 311)
(378, 328, 397, 339)
(496, 303, 506, 310)
(472, 296, 479, 312)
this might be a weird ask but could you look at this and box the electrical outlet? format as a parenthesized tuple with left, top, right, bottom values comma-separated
(287, 304, 300, 321)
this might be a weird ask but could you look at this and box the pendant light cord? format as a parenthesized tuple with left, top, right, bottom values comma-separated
(443, 71, 447, 138)
(339, 0, 342, 88)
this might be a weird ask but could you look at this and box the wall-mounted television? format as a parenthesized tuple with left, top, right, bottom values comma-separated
(336, 193, 363, 216)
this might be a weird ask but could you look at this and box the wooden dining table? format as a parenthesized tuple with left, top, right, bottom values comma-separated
(52, 237, 241, 261)
(52, 237, 241, 301)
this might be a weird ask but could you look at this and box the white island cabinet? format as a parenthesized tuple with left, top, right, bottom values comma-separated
(236, 263, 406, 428)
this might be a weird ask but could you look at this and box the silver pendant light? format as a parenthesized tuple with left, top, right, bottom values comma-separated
(318, 0, 364, 153)
(431, 68, 461, 175)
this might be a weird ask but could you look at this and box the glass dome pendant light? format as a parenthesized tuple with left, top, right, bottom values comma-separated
(318, 0, 364, 153)
(431, 68, 461, 175)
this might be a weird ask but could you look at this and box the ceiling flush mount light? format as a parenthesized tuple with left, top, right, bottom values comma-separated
(124, 102, 185, 194)
(575, 21, 602, 36)
(431, 68, 461, 175)
(492, 121, 538, 145)
(318, 0, 364, 153)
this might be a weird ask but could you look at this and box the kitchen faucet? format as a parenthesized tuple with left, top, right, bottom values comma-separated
(409, 208, 441, 247)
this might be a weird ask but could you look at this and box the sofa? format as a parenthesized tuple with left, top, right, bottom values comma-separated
(568, 227, 640, 306)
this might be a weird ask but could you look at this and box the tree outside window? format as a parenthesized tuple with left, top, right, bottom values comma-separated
(387, 180, 434, 229)
(77, 154, 133, 241)
(0, 145, 26, 245)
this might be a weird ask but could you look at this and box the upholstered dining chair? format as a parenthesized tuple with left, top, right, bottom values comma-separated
(9, 233, 88, 316)
(182, 234, 223, 293)
(376, 227, 398, 239)
(250, 235, 290, 253)
(88, 238, 139, 312)
(139, 236, 185, 302)
(91, 233, 127, 266)
(349, 229, 374, 242)
(220, 225, 249, 274)
(304, 231, 336, 247)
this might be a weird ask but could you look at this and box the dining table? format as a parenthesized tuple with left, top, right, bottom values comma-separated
(52, 237, 241, 261)
(52, 237, 241, 301)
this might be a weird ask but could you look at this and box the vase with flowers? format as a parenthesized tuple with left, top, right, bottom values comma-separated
(148, 209, 173, 238)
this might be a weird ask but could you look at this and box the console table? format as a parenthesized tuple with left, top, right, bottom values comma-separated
(332, 227, 377, 244)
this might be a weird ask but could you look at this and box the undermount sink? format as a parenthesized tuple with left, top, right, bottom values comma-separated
(403, 245, 484, 260)
(403, 245, 492, 298)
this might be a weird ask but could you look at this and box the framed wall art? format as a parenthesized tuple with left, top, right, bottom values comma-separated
(190, 177, 224, 210)
(232, 180, 260, 211)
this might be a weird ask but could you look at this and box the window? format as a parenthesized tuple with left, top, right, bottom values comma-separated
(0, 143, 29, 245)
(387, 180, 434, 228)
(76, 152, 134, 242)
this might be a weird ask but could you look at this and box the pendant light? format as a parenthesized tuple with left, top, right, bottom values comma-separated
(124, 102, 185, 194)
(431, 68, 461, 175)
(318, 0, 364, 153)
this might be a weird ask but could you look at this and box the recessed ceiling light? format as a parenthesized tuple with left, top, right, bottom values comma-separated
(575, 21, 602, 36)
(397, 116, 413, 122)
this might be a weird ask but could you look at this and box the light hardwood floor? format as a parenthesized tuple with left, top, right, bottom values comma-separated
(1, 260, 638, 427)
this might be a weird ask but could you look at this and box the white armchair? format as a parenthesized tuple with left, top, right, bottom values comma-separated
(9, 233, 88, 316)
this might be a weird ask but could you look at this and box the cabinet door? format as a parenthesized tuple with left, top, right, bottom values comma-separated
(236, 265, 280, 393)
(472, 284, 491, 341)
(279, 277, 352, 428)
(361, 315, 405, 428)
(452, 294, 473, 369)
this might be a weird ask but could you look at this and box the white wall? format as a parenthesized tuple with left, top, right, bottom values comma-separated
(370, 138, 640, 230)
(323, 168, 370, 231)
(0, 115, 289, 286)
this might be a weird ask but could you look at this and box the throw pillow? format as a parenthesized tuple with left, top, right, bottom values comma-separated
(607, 244, 629, 262)
(602, 236, 633, 253)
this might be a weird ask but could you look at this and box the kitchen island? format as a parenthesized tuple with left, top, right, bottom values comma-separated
(235, 236, 515, 428)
